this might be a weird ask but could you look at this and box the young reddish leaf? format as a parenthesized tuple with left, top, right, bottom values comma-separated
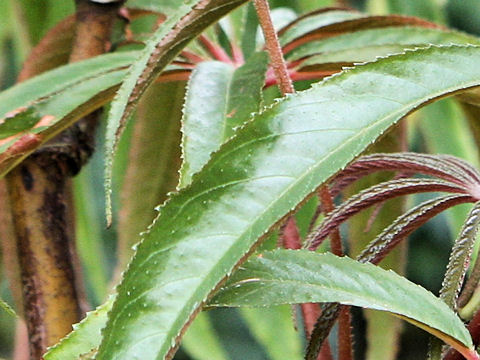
(306, 178, 469, 251)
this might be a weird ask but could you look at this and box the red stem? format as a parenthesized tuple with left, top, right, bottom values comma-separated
(264, 68, 336, 88)
(197, 34, 233, 64)
(338, 307, 354, 360)
(254, 0, 294, 95)
(319, 186, 353, 360)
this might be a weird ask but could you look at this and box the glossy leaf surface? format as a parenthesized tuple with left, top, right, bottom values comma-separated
(179, 52, 268, 187)
(209, 250, 473, 349)
(97, 46, 480, 360)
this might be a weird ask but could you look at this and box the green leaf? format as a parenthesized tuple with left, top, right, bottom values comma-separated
(117, 82, 185, 271)
(0, 107, 40, 139)
(179, 52, 268, 187)
(344, 127, 406, 360)
(178, 51, 269, 357)
(97, 46, 480, 360)
(0, 51, 135, 120)
(288, 26, 480, 62)
(209, 250, 473, 350)
(103, 0, 249, 224)
(44, 297, 115, 360)
(0, 52, 137, 177)
(278, 9, 365, 47)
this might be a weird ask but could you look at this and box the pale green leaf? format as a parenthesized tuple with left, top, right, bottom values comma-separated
(0, 52, 136, 120)
(178, 51, 268, 357)
(210, 250, 473, 349)
(103, 0, 249, 224)
(117, 82, 185, 271)
(288, 26, 480, 62)
(278, 9, 365, 47)
(179, 52, 268, 187)
(0, 298, 15, 318)
(97, 46, 480, 360)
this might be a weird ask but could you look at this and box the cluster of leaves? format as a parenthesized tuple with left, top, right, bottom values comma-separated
(3, 0, 480, 359)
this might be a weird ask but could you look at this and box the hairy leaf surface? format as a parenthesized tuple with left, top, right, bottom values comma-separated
(209, 250, 473, 350)
(97, 46, 480, 360)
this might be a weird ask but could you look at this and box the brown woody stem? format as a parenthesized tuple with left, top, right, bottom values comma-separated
(6, 1, 123, 358)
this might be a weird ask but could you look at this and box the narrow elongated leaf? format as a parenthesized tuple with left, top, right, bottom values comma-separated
(288, 26, 480, 62)
(280, 13, 438, 53)
(117, 82, 185, 271)
(209, 250, 474, 351)
(178, 51, 269, 358)
(0, 51, 136, 120)
(97, 46, 480, 360)
(441, 201, 480, 308)
(278, 9, 366, 46)
(0, 52, 137, 177)
(0, 299, 15, 318)
(179, 52, 268, 187)
(104, 0, 249, 223)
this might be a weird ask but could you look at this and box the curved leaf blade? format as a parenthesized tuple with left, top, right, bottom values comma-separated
(0, 52, 137, 178)
(288, 26, 480, 62)
(278, 9, 366, 46)
(0, 51, 136, 120)
(209, 250, 473, 350)
(97, 45, 480, 360)
(103, 0, 249, 224)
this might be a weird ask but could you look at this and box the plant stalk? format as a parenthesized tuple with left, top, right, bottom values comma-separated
(253, 0, 294, 95)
